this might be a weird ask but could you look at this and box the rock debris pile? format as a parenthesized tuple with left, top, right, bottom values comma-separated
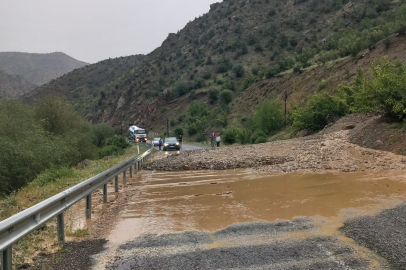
(146, 130, 406, 173)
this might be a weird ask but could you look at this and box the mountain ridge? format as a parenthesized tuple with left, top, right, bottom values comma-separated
(23, 0, 406, 131)
(0, 51, 88, 87)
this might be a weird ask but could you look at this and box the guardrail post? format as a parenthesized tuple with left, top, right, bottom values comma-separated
(57, 213, 65, 245)
(86, 194, 91, 219)
(134, 162, 137, 174)
(103, 183, 107, 203)
(123, 170, 126, 185)
(115, 176, 118, 192)
(130, 165, 133, 178)
(1, 246, 12, 270)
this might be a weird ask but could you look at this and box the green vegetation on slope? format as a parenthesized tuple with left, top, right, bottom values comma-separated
(26, 0, 406, 129)
(0, 144, 149, 265)
(0, 97, 129, 195)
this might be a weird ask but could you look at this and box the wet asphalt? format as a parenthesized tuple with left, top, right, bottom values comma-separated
(106, 218, 377, 270)
(342, 203, 406, 270)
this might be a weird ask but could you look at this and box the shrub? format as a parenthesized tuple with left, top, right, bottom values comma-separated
(105, 135, 129, 149)
(219, 90, 234, 105)
(349, 58, 406, 120)
(97, 145, 125, 159)
(290, 93, 348, 133)
(254, 99, 284, 135)
(208, 89, 220, 104)
(217, 57, 233, 73)
(188, 101, 208, 118)
(233, 65, 245, 78)
(174, 128, 183, 137)
(30, 167, 74, 187)
(203, 72, 212, 80)
(223, 126, 240, 144)
(250, 130, 268, 144)
(92, 123, 115, 147)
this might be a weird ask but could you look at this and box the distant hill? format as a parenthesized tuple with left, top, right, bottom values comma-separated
(0, 52, 88, 86)
(25, 55, 145, 120)
(0, 71, 37, 98)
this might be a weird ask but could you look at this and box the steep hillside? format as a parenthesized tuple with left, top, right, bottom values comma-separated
(0, 52, 88, 85)
(231, 34, 406, 120)
(25, 55, 145, 117)
(25, 0, 406, 131)
(0, 71, 37, 98)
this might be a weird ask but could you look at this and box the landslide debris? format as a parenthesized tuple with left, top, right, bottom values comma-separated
(146, 119, 406, 173)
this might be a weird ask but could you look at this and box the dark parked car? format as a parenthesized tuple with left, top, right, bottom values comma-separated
(163, 137, 180, 151)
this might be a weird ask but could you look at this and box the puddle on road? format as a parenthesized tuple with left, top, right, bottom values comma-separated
(108, 169, 406, 244)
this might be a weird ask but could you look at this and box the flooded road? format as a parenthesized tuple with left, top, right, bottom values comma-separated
(108, 169, 406, 243)
(91, 168, 406, 269)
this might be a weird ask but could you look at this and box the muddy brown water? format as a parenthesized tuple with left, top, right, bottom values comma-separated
(107, 169, 406, 244)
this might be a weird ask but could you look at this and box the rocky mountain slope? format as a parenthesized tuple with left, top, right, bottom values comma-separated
(0, 71, 37, 98)
(0, 52, 88, 87)
(24, 0, 406, 130)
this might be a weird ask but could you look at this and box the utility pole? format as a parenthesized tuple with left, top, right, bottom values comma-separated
(167, 118, 169, 137)
(283, 90, 288, 126)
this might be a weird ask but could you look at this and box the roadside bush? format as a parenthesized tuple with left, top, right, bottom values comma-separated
(290, 93, 348, 133)
(105, 135, 129, 149)
(348, 58, 406, 120)
(174, 128, 183, 137)
(92, 123, 115, 147)
(254, 99, 284, 135)
(97, 145, 125, 159)
(223, 126, 240, 144)
(250, 130, 268, 144)
(29, 167, 74, 187)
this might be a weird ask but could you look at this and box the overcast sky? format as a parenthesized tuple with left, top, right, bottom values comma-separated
(0, 0, 220, 63)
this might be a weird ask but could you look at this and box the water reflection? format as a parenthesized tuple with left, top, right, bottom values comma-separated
(108, 169, 406, 244)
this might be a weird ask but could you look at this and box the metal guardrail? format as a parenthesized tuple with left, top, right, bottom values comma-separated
(0, 148, 153, 270)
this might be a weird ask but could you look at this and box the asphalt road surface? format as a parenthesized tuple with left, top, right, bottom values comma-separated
(106, 219, 374, 270)
(150, 142, 209, 151)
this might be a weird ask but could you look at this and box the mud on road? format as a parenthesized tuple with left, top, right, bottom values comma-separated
(146, 117, 406, 174)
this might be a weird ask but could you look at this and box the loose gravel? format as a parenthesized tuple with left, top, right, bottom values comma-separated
(341, 203, 406, 270)
(146, 130, 406, 173)
(107, 219, 373, 270)
(29, 239, 106, 270)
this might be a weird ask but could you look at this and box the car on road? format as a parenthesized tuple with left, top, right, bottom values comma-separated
(163, 137, 180, 151)
(152, 137, 160, 147)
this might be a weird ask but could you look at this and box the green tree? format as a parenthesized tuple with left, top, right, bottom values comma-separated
(291, 93, 348, 133)
(348, 58, 406, 120)
(188, 101, 208, 118)
(254, 99, 284, 135)
(92, 123, 115, 147)
(217, 57, 233, 73)
(219, 90, 234, 105)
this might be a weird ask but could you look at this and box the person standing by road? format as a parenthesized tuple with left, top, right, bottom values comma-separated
(210, 132, 216, 149)
(216, 134, 221, 148)
(179, 134, 183, 146)
(158, 138, 163, 151)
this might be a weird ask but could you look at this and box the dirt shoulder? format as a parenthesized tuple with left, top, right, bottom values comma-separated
(146, 114, 406, 173)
